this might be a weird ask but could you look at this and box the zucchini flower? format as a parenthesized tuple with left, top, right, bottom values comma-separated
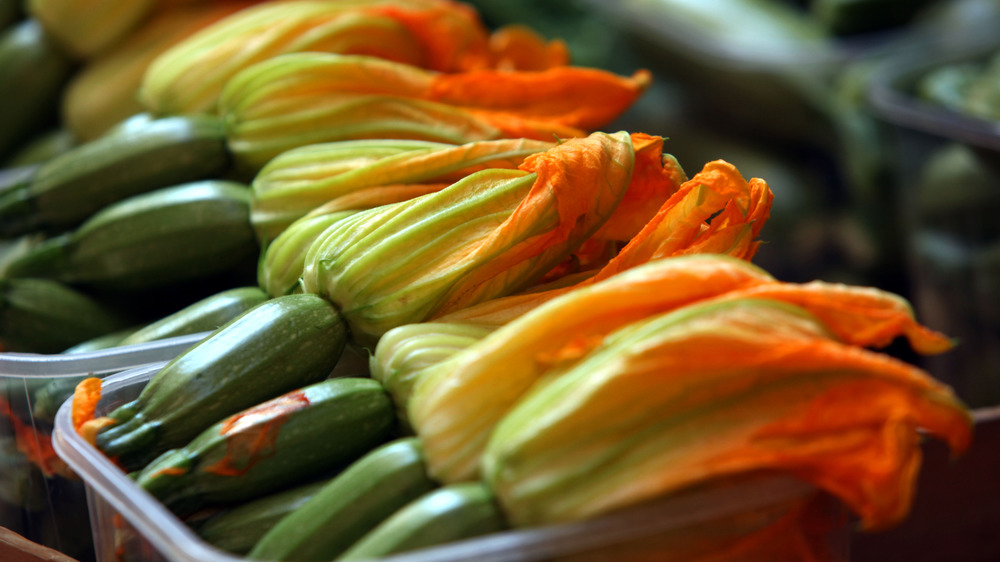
(407, 254, 959, 485)
(480, 297, 971, 531)
(300, 131, 636, 347)
(251, 137, 553, 241)
(371, 155, 770, 414)
(219, 52, 651, 172)
(140, 0, 498, 116)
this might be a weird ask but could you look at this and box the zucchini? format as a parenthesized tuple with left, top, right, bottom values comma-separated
(94, 293, 348, 471)
(134, 377, 395, 516)
(249, 437, 438, 561)
(3, 128, 77, 167)
(30, 374, 92, 425)
(0, 277, 132, 353)
(3, 180, 259, 291)
(61, 326, 139, 353)
(196, 479, 328, 555)
(0, 19, 75, 161)
(0, 164, 40, 199)
(337, 482, 507, 560)
(117, 286, 268, 346)
(0, 114, 231, 236)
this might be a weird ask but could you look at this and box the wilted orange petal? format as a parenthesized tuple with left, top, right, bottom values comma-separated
(427, 66, 652, 132)
(431, 131, 634, 315)
(72, 377, 104, 433)
(488, 24, 571, 71)
(592, 133, 687, 243)
(594, 160, 759, 280)
(369, 0, 492, 72)
(727, 282, 955, 354)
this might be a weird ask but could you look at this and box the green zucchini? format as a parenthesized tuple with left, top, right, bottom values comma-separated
(117, 286, 268, 346)
(336, 482, 507, 560)
(0, 19, 75, 161)
(196, 479, 328, 555)
(94, 293, 348, 471)
(134, 377, 395, 516)
(3, 180, 259, 291)
(29, 374, 92, 425)
(0, 114, 231, 236)
(0, 164, 39, 199)
(61, 327, 140, 353)
(249, 437, 438, 561)
(0, 277, 132, 353)
(3, 128, 77, 167)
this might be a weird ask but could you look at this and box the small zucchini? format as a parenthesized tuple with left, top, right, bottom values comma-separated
(117, 286, 268, 346)
(0, 20, 74, 161)
(336, 482, 507, 560)
(0, 114, 231, 236)
(134, 377, 395, 516)
(249, 437, 438, 561)
(4, 180, 259, 291)
(0, 277, 131, 353)
(196, 479, 329, 555)
(95, 293, 348, 471)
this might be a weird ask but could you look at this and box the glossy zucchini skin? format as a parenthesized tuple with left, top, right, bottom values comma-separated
(0, 114, 231, 236)
(196, 479, 329, 555)
(249, 437, 438, 561)
(336, 482, 508, 561)
(95, 293, 348, 471)
(134, 377, 395, 516)
(117, 286, 268, 346)
(3, 180, 259, 291)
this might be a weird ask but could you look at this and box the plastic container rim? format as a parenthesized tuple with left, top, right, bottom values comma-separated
(0, 332, 211, 378)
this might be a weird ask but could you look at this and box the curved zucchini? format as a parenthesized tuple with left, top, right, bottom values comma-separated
(134, 377, 395, 516)
(0, 114, 231, 236)
(249, 437, 437, 561)
(336, 482, 507, 560)
(3, 128, 77, 167)
(0, 277, 131, 353)
(3, 180, 259, 291)
(95, 293, 348, 471)
(196, 479, 328, 555)
(117, 286, 268, 346)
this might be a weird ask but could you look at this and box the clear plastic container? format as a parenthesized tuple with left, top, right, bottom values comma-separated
(867, 32, 1000, 408)
(53, 364, 850, 562)
(0, 333, 208, 561)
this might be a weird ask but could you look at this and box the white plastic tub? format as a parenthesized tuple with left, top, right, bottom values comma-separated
(53, 364, 849, 562)
(0, 333, 209, 561)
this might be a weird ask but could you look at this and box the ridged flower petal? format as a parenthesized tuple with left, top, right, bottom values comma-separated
(251, 137, 553, 240)
(140, 0, 494, 115)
